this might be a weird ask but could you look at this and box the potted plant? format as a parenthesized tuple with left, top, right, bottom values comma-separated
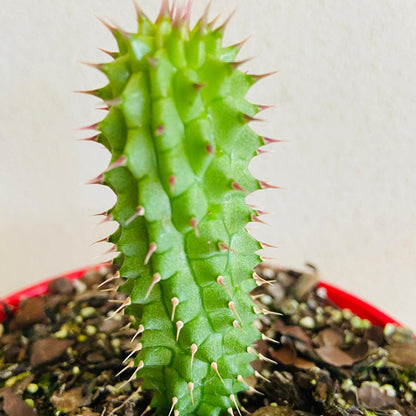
(1, 2, 415, 416)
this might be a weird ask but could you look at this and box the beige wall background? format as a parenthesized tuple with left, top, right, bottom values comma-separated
(1, 1, 415, 330)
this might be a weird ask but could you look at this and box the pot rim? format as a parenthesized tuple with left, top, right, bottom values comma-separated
(0, 264, 403, 328)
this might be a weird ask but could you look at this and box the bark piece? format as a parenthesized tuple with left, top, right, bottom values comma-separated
(3, 387, 36, 416)
(50, 387, 84, 412)
(314, 346, 355, 367)
(30, 337, 73, 366)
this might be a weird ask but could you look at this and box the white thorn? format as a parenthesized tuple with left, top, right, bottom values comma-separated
(168, 397, 178, 416)
(228, 301, 241, 321)
(261, 333, 280, 344)
(144, 242, 157, 265)
(125, 205, 145, 225)
(145, 273, 161, 300)
(237, 374, 247, 385)
(176, 321, 184, 341)
(97, 272, 120, 288)
(255, 370, 271, 383)
(211, 362, 224, 384)
(229, 394, 242, 416)
(227, 408, 234, 416)
(131, 324, 144, 343)
(217, 275, 232, 296)
(119, 360, 144, 389)
(254, 307, 281, 316)
(139, 406, 151, 416)
(188, 382, 195, 405)
(233, 320, 246, 333)
(123, 343, 142, 363)
(253, 272, 275, 286)
(171, 297, 179, 321)
(190, 344, 198, 367)
(174, 411, 180, 416)
(107, 297, 131, 319)
(115, 360, 134, 377)
(247, 347, 278, 365)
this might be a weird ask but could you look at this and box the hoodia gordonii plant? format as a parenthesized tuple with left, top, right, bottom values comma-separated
(85, 2, 277, 415)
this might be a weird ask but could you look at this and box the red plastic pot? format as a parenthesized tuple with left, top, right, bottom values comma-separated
(0, 265, 403, 328)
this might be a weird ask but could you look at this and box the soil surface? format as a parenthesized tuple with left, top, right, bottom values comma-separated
(0, 264, 415, 415)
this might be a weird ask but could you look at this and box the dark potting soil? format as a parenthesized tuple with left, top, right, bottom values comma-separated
(0, 265, 415, 416)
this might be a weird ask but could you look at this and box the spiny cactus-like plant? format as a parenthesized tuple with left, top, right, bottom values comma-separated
(86, 2, 276, 415)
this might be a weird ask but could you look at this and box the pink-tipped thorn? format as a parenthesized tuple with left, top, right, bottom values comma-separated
(98, 214, 113, 225)
(256, 209, 270, 216)
(95, 16, 116, 33)
(263, 137, 285, 144)
(256, 147, 269, 155)
(231, 57, 253, 69)
(131, 324, 144, 343)
(232, 182, 248, 193)
(73, 88, 100, 96)
(125, 205, 145, 226)
(218, 242, 237, 253)
(133, 0, 149, 20)
(79, 61, 104, 71)
(77, 122, 100, 131)
(250, 70, 279, 83)
(190, 344, 198, 366)
(201, 0, 212, 26)
(171, 297, 179, 321)
(98, 48, 117, 58)
(216, 7, 236, 32)
(205, 144, 214, 155)
(260, 241, 278, 249)
(145, 273, 161, 300)
(77, 135, 99, 142)
(230, 33, 253, 50)
(106, 155, 127, 172)
(260, 255, 277, 261)
(193, 82, 206, 92)
(256, 104, 276, 112)
(146, 56, 158, 67)
(157, 0, 170, 21)
(89, 236, 108, 247)
(243, 114, 264, 123)
(259, 180, 281, 190)
(168, 175, 176, 192)
(247, 347, 277, 365)
(85, 173, 104, 185)
(155, 125, 164, 136)
(144, 242, 157, 265)
(190, 217, 199, 236)
(251, 214, 266, 225)
(108, 297, 131, 319)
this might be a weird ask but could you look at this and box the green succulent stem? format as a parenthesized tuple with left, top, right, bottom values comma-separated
(90, 4, 268, 416)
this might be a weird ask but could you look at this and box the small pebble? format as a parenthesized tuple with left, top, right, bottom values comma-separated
(299, 316, 315, 329)
(85, 325, 97, 336)
(27, 384, 39, 394)
(81, 307, 96, 318)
